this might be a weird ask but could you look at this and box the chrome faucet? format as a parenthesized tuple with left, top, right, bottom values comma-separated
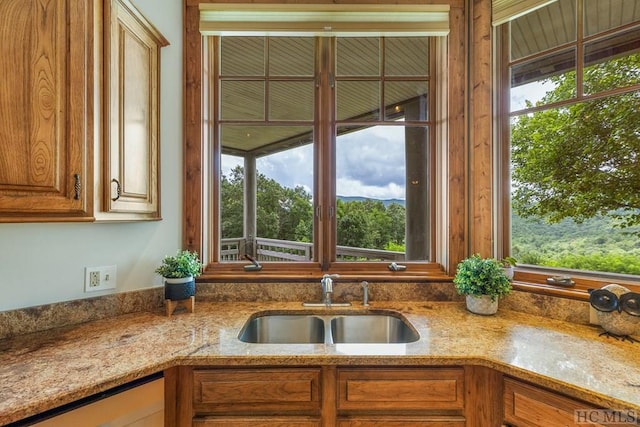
(321, 274, 339, 307)
(361, 281, 370, 306)
(302, 274, 349, 307)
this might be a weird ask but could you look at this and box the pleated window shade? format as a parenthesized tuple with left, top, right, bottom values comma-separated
(492, 0, 558, 26)
(199, 4, 450, 36)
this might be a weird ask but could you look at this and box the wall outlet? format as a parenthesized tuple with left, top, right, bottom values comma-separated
(84, 265, 117, 292)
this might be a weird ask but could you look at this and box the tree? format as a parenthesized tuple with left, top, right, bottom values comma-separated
(511, 54, 640, 234)
(220, 166, 313, 242)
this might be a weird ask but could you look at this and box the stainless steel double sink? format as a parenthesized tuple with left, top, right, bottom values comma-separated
(238, 311, 419, 344)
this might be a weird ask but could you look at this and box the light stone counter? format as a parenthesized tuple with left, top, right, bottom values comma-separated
(0, 301, 639, 425)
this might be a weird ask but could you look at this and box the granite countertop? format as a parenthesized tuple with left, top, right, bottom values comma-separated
(1, 301, 639, 425)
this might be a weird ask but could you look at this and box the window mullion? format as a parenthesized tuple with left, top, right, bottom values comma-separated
(315, 37, 337, 269)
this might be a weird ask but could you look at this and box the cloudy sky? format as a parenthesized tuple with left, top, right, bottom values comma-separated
(222, 125, 409, 201)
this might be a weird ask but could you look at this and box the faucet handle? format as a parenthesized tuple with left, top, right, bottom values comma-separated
(322, 273, 340, 279)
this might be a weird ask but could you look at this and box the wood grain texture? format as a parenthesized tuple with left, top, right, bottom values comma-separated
(504, 378, 608, 427)
(468, 0, 493, 257)
(192, 368, 321, 414)
(464, 365, 503, 427)
(0, 0, 94, 220)
(446, 4, 468, 272)
(337, 367, 465, 411)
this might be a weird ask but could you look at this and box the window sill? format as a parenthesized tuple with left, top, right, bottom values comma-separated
(198, 261, 452, 283)
(512, 268, 640, 301)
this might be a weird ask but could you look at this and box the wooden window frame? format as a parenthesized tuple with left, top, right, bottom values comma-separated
(495, 0, 640, 299)
(183, 4, 472, 282)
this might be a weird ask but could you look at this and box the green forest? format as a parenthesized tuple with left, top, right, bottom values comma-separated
(512, 214, 640, 275)
(222, 164, 640, 274)
(221, 165, 406, 252)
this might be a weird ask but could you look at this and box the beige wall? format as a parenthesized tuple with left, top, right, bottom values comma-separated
(0, 0, 183, 311)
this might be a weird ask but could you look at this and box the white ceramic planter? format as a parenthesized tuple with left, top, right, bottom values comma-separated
(466, 295, 499, 315)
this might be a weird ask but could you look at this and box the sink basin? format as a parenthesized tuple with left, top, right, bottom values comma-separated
(238, 312, 419, 344)
(238, 314, 325, 343)
(330, 314, 420, 343)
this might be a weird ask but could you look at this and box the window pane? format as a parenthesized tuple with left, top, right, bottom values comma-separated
(220, 81, 265, 120)
(384, 81, 429, 121)
(385, 37, 429, 76)
(336, 125, 430, 261)
(269, 37, 315, 76)
(220, 128, 314, 262)
(336, 38, 380, 76)
(510, 0, 576, 61)
(256, 143, 315, 261)
(221, 37, 265, 76)
(584, 0, 640, 37)
(269, 81, 314, 121)
(336, 81, 380, 121)
(220, 154, 244, 260)
(584, 28, 640, 95)
(510, 94, 640, 275)
(510, 48, 576, 111)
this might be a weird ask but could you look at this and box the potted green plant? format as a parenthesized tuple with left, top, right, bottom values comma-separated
(155, 250, 204, 301)
(453, 254, 512, 315)
(499, 256, 517, 280)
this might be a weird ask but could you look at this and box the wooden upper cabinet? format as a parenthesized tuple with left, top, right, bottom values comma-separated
(0, 0, 95, 221)
(99, 0, 168, 220)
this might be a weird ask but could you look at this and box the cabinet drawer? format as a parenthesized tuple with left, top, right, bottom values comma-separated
(193, 416, 321, 426)
(338, 417, 465, 426)
(504, 378, 608, 427)
(337, 368, 465, 411)
(193, 368, 321, 414)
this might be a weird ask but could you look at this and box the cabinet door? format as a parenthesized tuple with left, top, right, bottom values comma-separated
(503, 378, 609, 427)
(192, 368, 322, 415)
(102, 0, 167, 219)
(0, 0, 93, 221)
(337, 367, 465, 412)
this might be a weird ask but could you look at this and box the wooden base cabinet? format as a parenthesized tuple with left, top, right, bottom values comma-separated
(167, 366, 469, 427)
(336, 367, 466, 426)
(167, 366, 618, 427)
(503, 378, 609, 427)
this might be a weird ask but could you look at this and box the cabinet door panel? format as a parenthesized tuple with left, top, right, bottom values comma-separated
(0, 0, 92, 220)
(193, 368, 321, 414)
(103, 0, 166, 218)
(337, 368, 465, 411)
(504, 378, 608, 427)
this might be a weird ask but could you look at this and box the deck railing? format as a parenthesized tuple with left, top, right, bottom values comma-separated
(221, 237, 404, 262)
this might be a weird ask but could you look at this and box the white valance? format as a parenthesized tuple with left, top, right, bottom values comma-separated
(199, 4, 450, 37)
(492, 0, 558, 26)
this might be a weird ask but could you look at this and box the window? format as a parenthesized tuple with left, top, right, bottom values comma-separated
(215, 35, 434, 274)
(192, 4, 452, 278)
(499, 0, 640, 280)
